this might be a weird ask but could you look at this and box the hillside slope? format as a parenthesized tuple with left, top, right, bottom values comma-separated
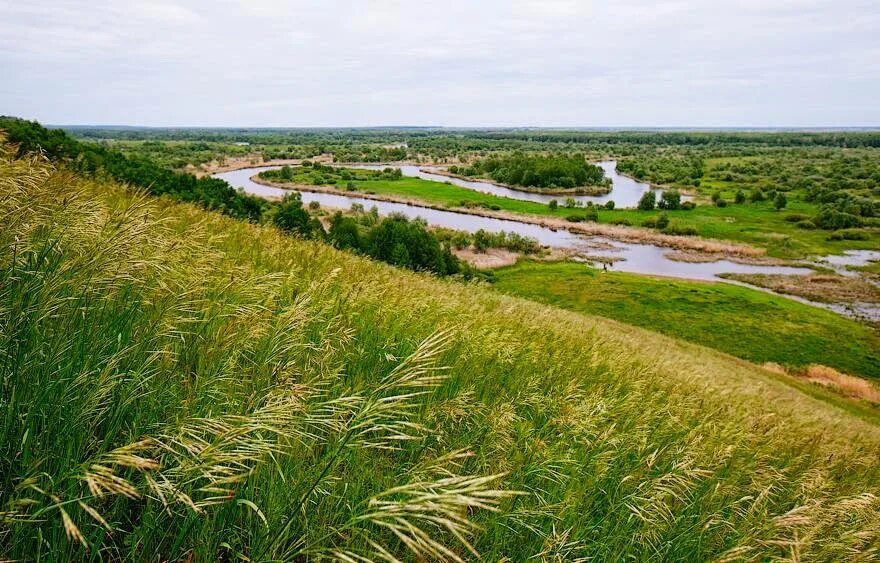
(2, 152, 880, 560)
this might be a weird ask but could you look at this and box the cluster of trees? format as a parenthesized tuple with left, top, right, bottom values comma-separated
(451, 153, 608, 190)
(637, 189, 692, 211)
(325, 210, 461, 275)
(618, 155, 704, 188)
(0, 117, 266, 221)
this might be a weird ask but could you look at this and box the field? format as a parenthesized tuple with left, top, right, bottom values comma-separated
(489, 260, 880, 379)
(3, 144, 880, 560)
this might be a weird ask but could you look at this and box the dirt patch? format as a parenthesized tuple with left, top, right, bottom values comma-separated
(724, 273, 880, 304)
(455, 248, 521, 269)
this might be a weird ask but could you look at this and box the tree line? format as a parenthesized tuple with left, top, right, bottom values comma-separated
(0, 117, 462, 277)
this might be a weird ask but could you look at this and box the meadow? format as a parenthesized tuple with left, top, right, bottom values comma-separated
(489, 260, 880, 379)
(2, 144, 880, 560)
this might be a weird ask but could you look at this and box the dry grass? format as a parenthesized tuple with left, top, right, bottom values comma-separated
(803, 365, 880, 403)
(3, 151, 880, 560)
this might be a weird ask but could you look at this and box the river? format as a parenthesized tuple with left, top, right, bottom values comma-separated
(214, 166, 813, 282)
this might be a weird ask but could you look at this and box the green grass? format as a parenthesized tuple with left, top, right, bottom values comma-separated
(490, 260, 880, 379)
(3, 153, 880, 560)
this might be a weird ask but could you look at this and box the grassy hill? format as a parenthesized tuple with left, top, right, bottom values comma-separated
(2, 150, 880, 560)
(490, 260, 880, 378)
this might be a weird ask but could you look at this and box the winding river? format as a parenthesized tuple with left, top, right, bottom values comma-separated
(214, 166, 812, 282)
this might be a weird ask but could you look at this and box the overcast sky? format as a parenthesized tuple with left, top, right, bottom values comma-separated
(2, 0, 878, 127)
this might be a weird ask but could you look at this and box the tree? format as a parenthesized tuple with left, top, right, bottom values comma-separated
(328, 212, 362, 250)
(774, 192, 788, 210)
(658, 190, 681, 210)
(274, 193, 322, 238)
(638, 190, 656, 211)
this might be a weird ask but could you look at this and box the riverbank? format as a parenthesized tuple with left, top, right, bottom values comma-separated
(252, 174, 770, 259)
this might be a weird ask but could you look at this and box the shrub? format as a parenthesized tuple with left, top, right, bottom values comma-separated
(734, 190, 746, 204)
(610, 218, 632, 226)
(641, 217, 657, 228)
(785, 213, 811, 223)
(663, 224, 698, 236)
(584, 206, 599, 222)
(655, 212, 670, 230)
(564, 197, 578, 208)
(796, 220, 817, 230)
(715, 198, 728, 208)
(681, 201, 696, 210)
(638, 190, 656, 211)
(750, 189, 766, 202)
(658, 190, 681, 210)
(604, 200, 615, 210)
(774, 192, 787, 210)
(827, 229, 870, 241)
(548, 199, 558, 210)
(565, 214, 585, 223)
(813, 209, 864, 230)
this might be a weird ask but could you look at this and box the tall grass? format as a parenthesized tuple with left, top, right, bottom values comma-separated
(2, 150, 880, 560)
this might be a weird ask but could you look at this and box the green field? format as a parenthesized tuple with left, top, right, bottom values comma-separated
(490, 260, 880, 379)
(4, 152, 880, 560)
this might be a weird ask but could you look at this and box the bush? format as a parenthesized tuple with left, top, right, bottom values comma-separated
(750, 189, 766, 202)
(734, 190, 746, 204)
(827, 229, 870, 241)
(584, 206, 599, 222)
(813, 209, 864, 230)
(681, 201, 696, 210)
(784, 213, 811, 223)
(638, 190, 656, 211)
(565, 214, 585, 223)
(655, 212, 670, 230)
(604, 200, 615, 210)
(641, 217, 657, 228)
(663, 224, 698, 236)
(715, 198, 728, 208)
(658, 190, 681, 210)
(774, 193, 787, 210)
(610, 218, 632, 226)
(548, 199, 558, 210)
(796, 220, 817, 230)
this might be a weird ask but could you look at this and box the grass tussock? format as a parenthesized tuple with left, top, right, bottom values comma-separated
(2, 151, 880, 560)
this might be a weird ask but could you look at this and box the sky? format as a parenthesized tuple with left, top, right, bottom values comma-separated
(2, 0, 879, 127)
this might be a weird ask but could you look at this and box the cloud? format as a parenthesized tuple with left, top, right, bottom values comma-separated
(1, 0, 877, 126)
